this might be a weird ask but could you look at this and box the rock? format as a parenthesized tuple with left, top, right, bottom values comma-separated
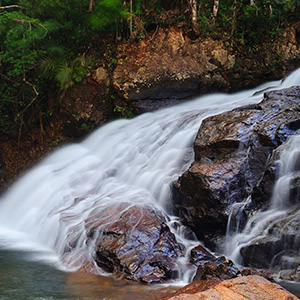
(173, 87, 300, 244)
(113, 28, 226, 104)
(189, 244, 215, 265)
(112, 27, 300, 112)
(60, 67, 110, 138)
(163, 278, 221, 299)
(238, 133, 300, 272)
(86, 203, 185, 283)
(240, 208, 300, 270)
(193, 256, 240, 281)
(165, 275, 299, 300)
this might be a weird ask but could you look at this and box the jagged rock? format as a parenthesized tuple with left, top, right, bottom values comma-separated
(192, 256, 240, 281)
(189, 244, 215, 265)
(173, 87, 300, 244)
(86, 203, 185, 283)
(165, 275, 299, 300)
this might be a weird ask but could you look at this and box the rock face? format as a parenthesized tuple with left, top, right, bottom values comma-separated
(59, 67, 111, 137)
(165, 275, 299, 300)
(173, 87, 300, 244)
(113, 26, 300, 109)
(86, 203, 185, 283)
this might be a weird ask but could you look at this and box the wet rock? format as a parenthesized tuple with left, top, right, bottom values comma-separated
(173, 87, 300, 243)
(189, 244, 215, 265)
(165, 275, 299, 300)
(193, 256, 240, 281)
(238, 133, 300, 272)
(86, 203, 185, 283)
(240, 208, 300, 270)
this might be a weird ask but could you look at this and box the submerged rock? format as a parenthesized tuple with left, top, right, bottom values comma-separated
(173, 87, 300, 244)
(86, 203, 185, 283)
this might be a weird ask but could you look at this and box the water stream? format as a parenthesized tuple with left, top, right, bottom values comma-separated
(224, 135, 300, 272)
(1, 69, 300, 299)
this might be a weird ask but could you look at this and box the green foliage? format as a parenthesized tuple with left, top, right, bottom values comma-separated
(114, 104, 134, 119)
(0, 0, 125, 135)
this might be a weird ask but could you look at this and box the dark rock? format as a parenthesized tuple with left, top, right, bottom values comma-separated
(189, 244, 215, 265)
(193, 256, 240, 281)
(173, 87, 300, 243)
(239, 133, 300, 272)
(240, 207, 300, 270)
(86, 203, 185, 283)
(60, 67, 110, 138)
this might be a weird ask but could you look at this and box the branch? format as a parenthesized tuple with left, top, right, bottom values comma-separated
(0, 5, 22, 9)
(23, 78, 39, 96)
(12, 18, 48, 38)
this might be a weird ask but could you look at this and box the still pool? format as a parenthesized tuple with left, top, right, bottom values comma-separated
(0, 249, 178, 300)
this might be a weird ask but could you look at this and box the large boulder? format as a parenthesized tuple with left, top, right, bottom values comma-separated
(164, 275, 299, 300)
(86, 203, 185, 283)
(173, 87, 300, 244)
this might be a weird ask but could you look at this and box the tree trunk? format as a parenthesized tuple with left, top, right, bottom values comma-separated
(130, 0, 133, 36)
(189, 0, 197, 31)
(213, 0, 219, 18)
(250, 0, 258, 15)
(88, 0, 94, 12)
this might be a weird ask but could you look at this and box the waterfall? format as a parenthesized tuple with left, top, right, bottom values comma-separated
(0, 69, 300, 279)
(224, 134, 300, 272)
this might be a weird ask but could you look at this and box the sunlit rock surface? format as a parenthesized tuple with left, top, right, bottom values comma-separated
(164, 275, 299, 300)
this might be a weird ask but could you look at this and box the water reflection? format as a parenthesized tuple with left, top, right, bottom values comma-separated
(0, 249, 177, 300)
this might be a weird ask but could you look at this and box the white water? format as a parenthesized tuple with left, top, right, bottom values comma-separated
(0, 69, 300, 280)
(224, 134, 300, 267)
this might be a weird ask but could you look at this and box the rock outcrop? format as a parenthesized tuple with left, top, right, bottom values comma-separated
(113, 26, 300, 110)
(164, 275, 299, 300)
(173, 87, 300, 244)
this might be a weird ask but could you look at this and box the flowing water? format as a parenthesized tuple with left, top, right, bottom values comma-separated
(224, 135, 300, 272)
(1, 69, 300, 299)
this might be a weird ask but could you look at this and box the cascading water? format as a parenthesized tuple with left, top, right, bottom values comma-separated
(224, 134, 300, 277)
(0, 68, 300, 286)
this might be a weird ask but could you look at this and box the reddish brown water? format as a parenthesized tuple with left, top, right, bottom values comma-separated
(66, 271, 179, 300)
